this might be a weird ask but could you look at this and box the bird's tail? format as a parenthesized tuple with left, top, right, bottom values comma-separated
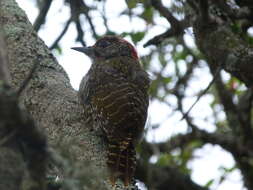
(107, 140, 136, 186)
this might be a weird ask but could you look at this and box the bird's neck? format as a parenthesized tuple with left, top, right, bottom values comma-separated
(92, 56, 140, 75)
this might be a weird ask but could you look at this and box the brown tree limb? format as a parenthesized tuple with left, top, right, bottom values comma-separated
(193, 2, 253, 87)
(198, 0, 209, 22)
(0, 24, 47, 190)
(0, 0, 135, 189)
(136, 162, 209, 190)
(0, 30, 10, 83)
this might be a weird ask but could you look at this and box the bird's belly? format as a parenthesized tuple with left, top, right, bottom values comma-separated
(91, 81, 147, 140)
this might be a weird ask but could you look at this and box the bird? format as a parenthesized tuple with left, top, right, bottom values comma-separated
(72, 36, 150, 186)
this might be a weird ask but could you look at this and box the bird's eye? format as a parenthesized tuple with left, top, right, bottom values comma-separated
(97, 40, 111, 48)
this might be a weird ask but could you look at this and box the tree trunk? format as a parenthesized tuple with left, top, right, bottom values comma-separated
(0, 0, 126, 189)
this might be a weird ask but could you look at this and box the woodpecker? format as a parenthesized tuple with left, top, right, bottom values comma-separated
(72, 36, 149, 186)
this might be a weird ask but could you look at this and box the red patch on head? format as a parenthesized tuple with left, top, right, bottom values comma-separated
(119, 38, 139, 60)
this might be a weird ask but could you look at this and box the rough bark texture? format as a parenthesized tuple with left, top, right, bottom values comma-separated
(0, 28, 26, 190)
(0, 30, 10, 83)
(193, 16, 253, 87)
(0, 0, 122, 189)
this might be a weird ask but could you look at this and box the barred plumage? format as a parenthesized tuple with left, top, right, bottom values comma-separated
(73, 36, 149, 186)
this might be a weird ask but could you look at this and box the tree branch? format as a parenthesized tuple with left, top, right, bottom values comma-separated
(0, 30, 10, 83)
(0, 24, 47, 190)
(151, 0, 180, 26)
(198, 0, 209, 22)
(136, 162, 209, 190)
(33, 0, 53, 32)
(49, 18, 72, 50)
(0, 0, 122, 189)
(144, 0, 189, 47)
(69, 0, 98, 41)
(144, 29, 181, 47)
(193, 3, 253, 87)
(237, 89, 253, 136)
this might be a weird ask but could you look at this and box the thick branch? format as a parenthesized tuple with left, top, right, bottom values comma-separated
(146, 120, 253, 160)
(0, 24, 25, 190)
(136, 163, 208, 190)
(193, 4, 253, 87)
(0, 0, 116, 189)
(0, 30, 10, 83)
(0, 27, 47, 190)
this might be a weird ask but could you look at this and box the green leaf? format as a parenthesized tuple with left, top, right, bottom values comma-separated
(149, 79, 159, 97)
(140, 7, 154, 23)
(55, 45, 62, 55)
(105, 31, 117, 36)
(205, 179, 214, 188)
(162, 76, 172, 84)
(157, 153, 170, 166)
(126, 0, 138, 9)
(187, 140, 202, 149)
(172, 50, 188, 62)
(246, 35, 253, 46)
(130, 32, 145, 43)
(121, 31, 145, 44)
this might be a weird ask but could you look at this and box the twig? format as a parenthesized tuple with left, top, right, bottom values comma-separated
(181, 65, 222, 120)
(144, 29, 180, 47)
(49, 18, 72, 50)
(174, 39, 198, 90)
(33, 0, 53, 32)
(101, 2, 110, 34)
(82, 11, 98, 39)
(74, 18, 86, 46)
(150, 0, 180, 26)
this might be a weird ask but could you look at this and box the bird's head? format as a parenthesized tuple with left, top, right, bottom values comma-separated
(71, 36, 138, 61)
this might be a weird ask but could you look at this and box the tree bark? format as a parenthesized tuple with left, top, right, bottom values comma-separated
(0, 0, 122, 189)
(193, 5, 253, 87)
(0, 26, 26, 190)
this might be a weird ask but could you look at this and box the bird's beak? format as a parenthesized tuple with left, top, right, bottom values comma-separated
(71, 46, 94, 58)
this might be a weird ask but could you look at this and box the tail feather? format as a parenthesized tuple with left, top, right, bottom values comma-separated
(107, 141, 136, 186)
